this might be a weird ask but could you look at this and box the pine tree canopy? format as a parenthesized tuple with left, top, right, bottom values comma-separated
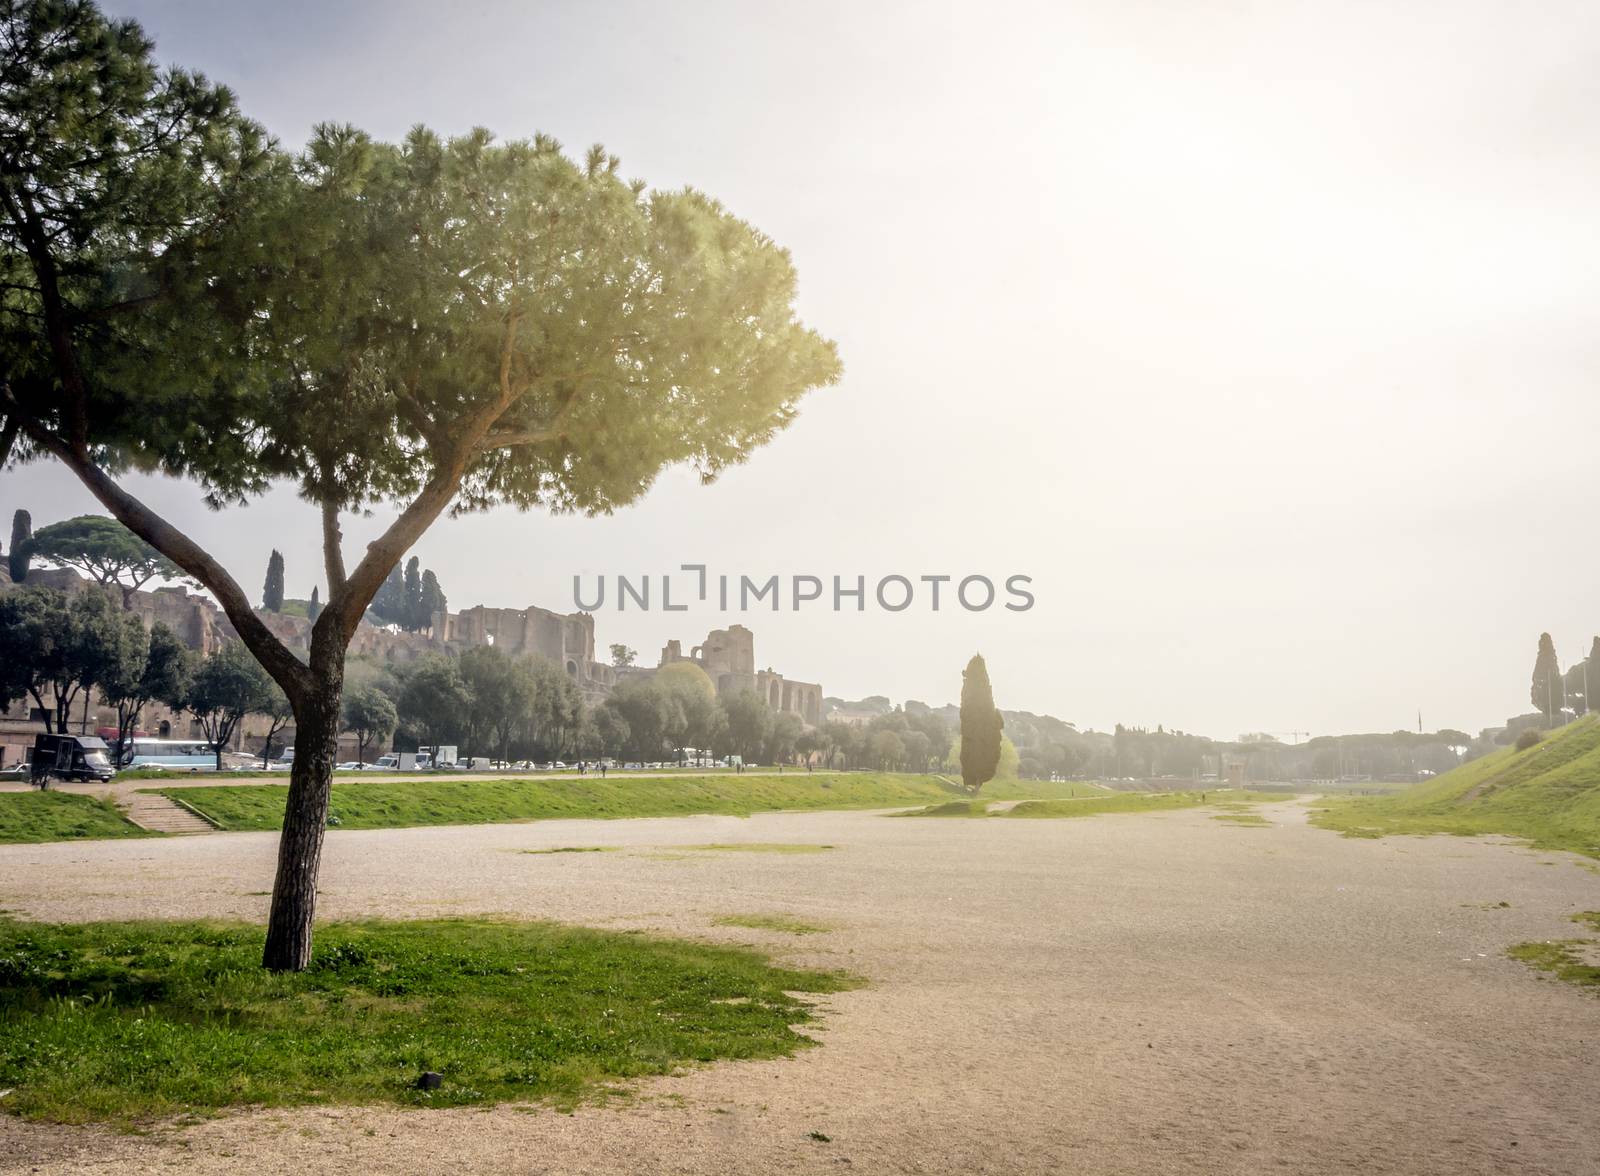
(0, 0, 841, 693)
(21, 514, 180, 603)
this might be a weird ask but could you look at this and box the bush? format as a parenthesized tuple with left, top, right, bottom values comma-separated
(1515, 728, 1544, 752)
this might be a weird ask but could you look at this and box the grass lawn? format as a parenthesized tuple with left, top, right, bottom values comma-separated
(1310, 715, 1600, 859)
(0, 792, 153, 844)
(0, 916, 857, 1124)
(155, 772, 1091, 834)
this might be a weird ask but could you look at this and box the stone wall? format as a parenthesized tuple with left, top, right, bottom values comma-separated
(659, 624, 822, 727)
(438, 604, 615, 701)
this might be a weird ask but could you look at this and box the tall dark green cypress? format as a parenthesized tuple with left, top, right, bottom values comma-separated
(403, 556, 423, 632)
(7, 509, 30, 581)
(307, 585, 322, 623)
(262, 549, 285, 612)
(371, 564, 407, 626)
(960, 653, 1004, 793)
(1530, 632, 1562, 725)
(418, 569, 446, 632)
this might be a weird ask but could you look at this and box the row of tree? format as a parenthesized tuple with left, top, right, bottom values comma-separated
(0, 585, 291, 770)
(369, 557, 448, 633)
(340, 653, 815, 767)
(261, 549, 450, 631)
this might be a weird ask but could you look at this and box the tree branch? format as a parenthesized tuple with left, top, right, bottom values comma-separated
(475, 424, 561, 451)
(327, 314, 529, 634)
(320, 498, 346, 599)
(0, 411, 18, 468)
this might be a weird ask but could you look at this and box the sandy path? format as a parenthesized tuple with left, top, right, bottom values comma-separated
(1, 800, 1597, 1174)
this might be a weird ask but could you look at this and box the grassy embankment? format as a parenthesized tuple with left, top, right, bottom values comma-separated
(0, 793, 152, 844)
(156, 772, 1091, 833)
(901, 789, 1277, 820)
(0, 916, 857, 1124)
(1311, 715, 1600, 859)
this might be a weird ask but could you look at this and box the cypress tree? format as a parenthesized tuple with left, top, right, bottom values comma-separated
(7, 509, 30, 581)
(262, 549, 285, 612)
(307, 585, 322, 623)
(418, 569, 446, 632)
(1530, 632, 1562, 725)
(371, 564, 407, 626)
(960, 653, 1004, 793)
(403, 556, 422, 631)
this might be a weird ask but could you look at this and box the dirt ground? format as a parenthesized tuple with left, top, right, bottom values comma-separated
(1, 799, 1597, 1175)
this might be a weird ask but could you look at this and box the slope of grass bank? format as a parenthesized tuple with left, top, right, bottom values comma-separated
(157, 772, 980, 833)
(0, 916, 857, 1124)
(0, 793, 153, 844)
(1310, 715, 1600, 858)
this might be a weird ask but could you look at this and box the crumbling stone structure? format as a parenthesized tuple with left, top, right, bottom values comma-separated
(659, 624, 821, 726)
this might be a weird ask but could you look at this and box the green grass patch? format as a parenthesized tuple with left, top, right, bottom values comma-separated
(684, 843, 833, 854)
(1211, 812, 1271, 827)
(713, 913, 834, 935)
(894, 800, 992, 818)
(1310, 715, 1600, 859)
(964, 780, 1109, 801)
(1507, 915, 1600, 994)
(0, 916, 858, 1125)
(156, 773, 976, 834)
(896, 790, 1274, 821)
(0, 793, 154, 844)
(1004, 790, 1275, 821)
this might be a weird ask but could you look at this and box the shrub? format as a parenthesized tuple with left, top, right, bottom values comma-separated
(1515, 728, 1544, 752)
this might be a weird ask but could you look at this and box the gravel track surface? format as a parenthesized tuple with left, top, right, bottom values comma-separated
(2, 799, 1597, 1174)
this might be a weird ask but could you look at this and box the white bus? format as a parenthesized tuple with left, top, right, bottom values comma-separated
(121, 739, 216, 771)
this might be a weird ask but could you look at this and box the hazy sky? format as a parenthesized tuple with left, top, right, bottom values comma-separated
(5, 0, 1598, 737)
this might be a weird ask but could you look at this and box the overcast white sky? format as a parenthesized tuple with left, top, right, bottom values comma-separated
(5, 0, 1598, 737)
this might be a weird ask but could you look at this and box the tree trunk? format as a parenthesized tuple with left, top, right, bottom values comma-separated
(262, 632, 345, 972)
